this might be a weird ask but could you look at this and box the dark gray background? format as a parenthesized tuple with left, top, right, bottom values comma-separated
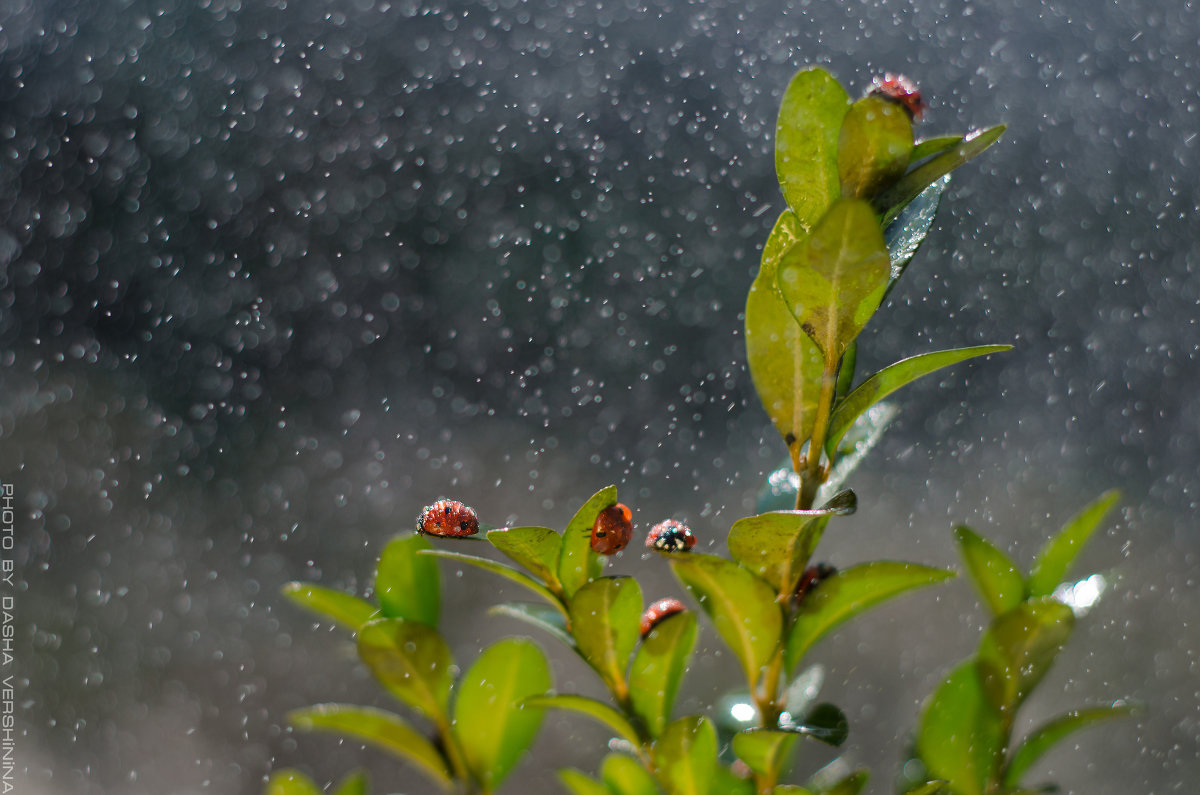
(1, 0, 1196, 792)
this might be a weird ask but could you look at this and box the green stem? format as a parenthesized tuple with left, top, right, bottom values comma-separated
(436, 716, 477, 793)
(797, 362, 839, 510)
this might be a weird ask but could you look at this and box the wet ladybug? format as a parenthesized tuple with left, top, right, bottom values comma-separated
(590, 503, 634, 555)
(645, 519, 697, 553)
(795, 563, 837, 603)
(869, 73, 925, 121)
(416, 499, 480, 538)
(639, 597, 687, 638)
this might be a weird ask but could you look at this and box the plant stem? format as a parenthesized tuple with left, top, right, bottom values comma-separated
(797, 363, 838, 510)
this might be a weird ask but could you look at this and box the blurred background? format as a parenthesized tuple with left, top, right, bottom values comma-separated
(1, 0, 1196, 792)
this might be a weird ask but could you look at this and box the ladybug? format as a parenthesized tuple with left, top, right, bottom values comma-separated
(590, 503, 634, 555)
(416, 499, 479, 538)
(869, 73, 926, 121)
(639, 597, 687, 638)
(645, 519, 697, 553)
(795, 563, 837, 604)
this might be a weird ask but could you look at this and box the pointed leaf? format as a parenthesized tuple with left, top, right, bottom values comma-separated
(777, 198, 891, 363)
(1003, 704, 1135, 787)
(910, 135, 964, 164)
(453, 638, 552, 790)
(569, 577, 643, 694)
(487, 525, 564, 592)
(834, 341, 857, 402)
(732, 730, 798, 777)
(876, 125, 1006, 225)
(376, 533, 440, 627)
(630, 610, 699, 738)
(653, 716, 718, 795)
(559, 769, 610, 795)
(669, 554, 783, 688)
(882, 176, 948, 299)
(785, 562, 953, 672)
(838, 95, 914, 199)
(825, 346, 1012, 455)
(289, 704, 452, 789)
(525, 695, 641, 747)
(332, 771, 369, 795)
(775, 67, 852, 230)
(816, 403, 899, 504)
(264, 770, 323, 795)
(602, 753, 662, 795)
(917, 662, 1003, 795)
(954, 526, 1026, 617)
(357, 618, 454, 722)
(977, 598, 1074, 713)
(489, 602, 575, 648)
(421, 549, 565, 614)
(1027, 490, 1120, 597)
(282, 582, 379, 632)
(560, 486, 616, 597)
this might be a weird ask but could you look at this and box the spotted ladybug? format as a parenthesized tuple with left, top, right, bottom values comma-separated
(645, 519, 696, 553)
(417, 499, 480, 538)
(639, 597, 687, 638)
(869, 73, 926, 121)
(590, 503, 634, 555)
(795, 562, 837, 603)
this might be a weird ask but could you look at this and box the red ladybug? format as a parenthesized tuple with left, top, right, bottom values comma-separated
(417, 499, 479, 538)
(590, 503, 634, 555)
(869, 73, 925, 121)
(795, 563, 837, 603)
(645, 519, 696, 553)
(639, 597, 687, 637)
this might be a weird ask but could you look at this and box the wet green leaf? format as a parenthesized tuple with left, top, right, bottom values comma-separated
(602, 753, 662, 795)
(421, 549, 564, 614)
(786, 702, 848, 747)
(357, 618, 454, 722)
(732, 730, 798, 777)
(775, 67, 851, 231)
(825, 346, 1012, 456)
(777, 198, 891, 363)
(453, 638, 552, 790)
(653, 716, 718, 795)
(569, 576, 643, 694)
(669, 554, 783, 688)
(1003, 704, 1135, 787)
(838, 95, 914, 199)
(882, 177, 948, 298)
(331, 771, 369, 795)
(489, 602, 574, 648)
(282, 582, 379, 632)
(785, 562, 954, 673)
(909, 135, 963, 164)
(917, 662, 1003, 795)
(560, 486, 616, 598)
(376, 533, 440, 627)
(264, 770, 323, 795)
(977, 598, 1074, 713)
(558, 769, 610, 795)
(630, 609, 698, 738)
(1027, 490, 1120, 598)
(876, 124, 1006, 225)
(487, 525, 564, 592)
(289, 704, 451, 789)
(525, 695, 641, 747)
(954, 526, 1026, 617)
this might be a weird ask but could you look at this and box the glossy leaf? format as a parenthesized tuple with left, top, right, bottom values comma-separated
(786, 702, 849, 747)
(746, 210, 825, 452)
(732, 730, 798, 777)
(669, 554, 783, 687)
(777, 198, 891, 363)
(289, 704, 451, 789)
(786, 562, 954, 672)
(775, 67, 851, 231)
(357, 618, 454, 722)
(282, 582, 379, 632)
(876, 124, 1006, 225)
(376, 533, 440, 627)
(603, 753, 662, 795)
(977, 598, 1074, 713)
(1027, 490, 1120, 597)
(489, 602, 574, 648)
(630, 609, 698, 738)
(816, 403, 899, 504)
(560, 486, 616, 598)
(569, 576, 643, 694)
(954, 526, 1025, 617)
(332, 771, 369, 795)
(264, 770, 323, 795)
(917, 662, 1003, 795)
(883, 176, 948, 296)
(909, 135, 963, 164)
(1003, 704, 1135, 787)
(834, 340, 858, 401)
(653, 715, 718, 795)
(487, 525, 564, 592)
(421, 549, 564, 614)
(525, 694, 641, 747)
(838, 95, 914, 199)
(559, 769, 610, 795)
(454, 638, 551, 790)
(825, 346, 1012, 455)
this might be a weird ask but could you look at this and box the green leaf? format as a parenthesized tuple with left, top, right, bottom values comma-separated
(775, 67, 852, 231)
(746, 210, 825, 451)
(524, 695, 641, 747)
(876, 124, 1006, 225)
(420, 549, 565, 614)
(774, 788, 816, 795)
(453, 638, 552, 790)
(376, 533, 440, 627)
(882, 176, 948, 298)
(602, 753, 662, 795)
(954, 526, 1026, 617)
(902, 782, 950, 795)
(917, 662, 1004, 795)
(834, 340, 857, 402)
(1003, 704, 1135, 787)
(560, 486, 616, 598)
(282, 582, 379, 632)
(715, 766, 757, 795)
(812, 770, 868, 795)
(786, 702, 849, 747)
(785, 562, 954, 673)
(825, 346, 1012, 455)
(669, 554, 783, 689)
(732, 730, 798, 777)
(909, 135, 964, 164)
(489, 602, 575, 648)
(264, 770, 323, 795)
(838, 95, 914, 199)
(777, 198, 892, 363)
(558, 769, 610, 795)
(569, 576, 643, 694)
(487, 525, 564, 592)
(653, 716, 719, 795)
(289, 704, 452, 789)
(1027, 489, 1120, 597)
(332, 771, 369, 795)
(630, 609, 699, 738)
(356, 618, 454, 722)
(977, 598, 1074, 714)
